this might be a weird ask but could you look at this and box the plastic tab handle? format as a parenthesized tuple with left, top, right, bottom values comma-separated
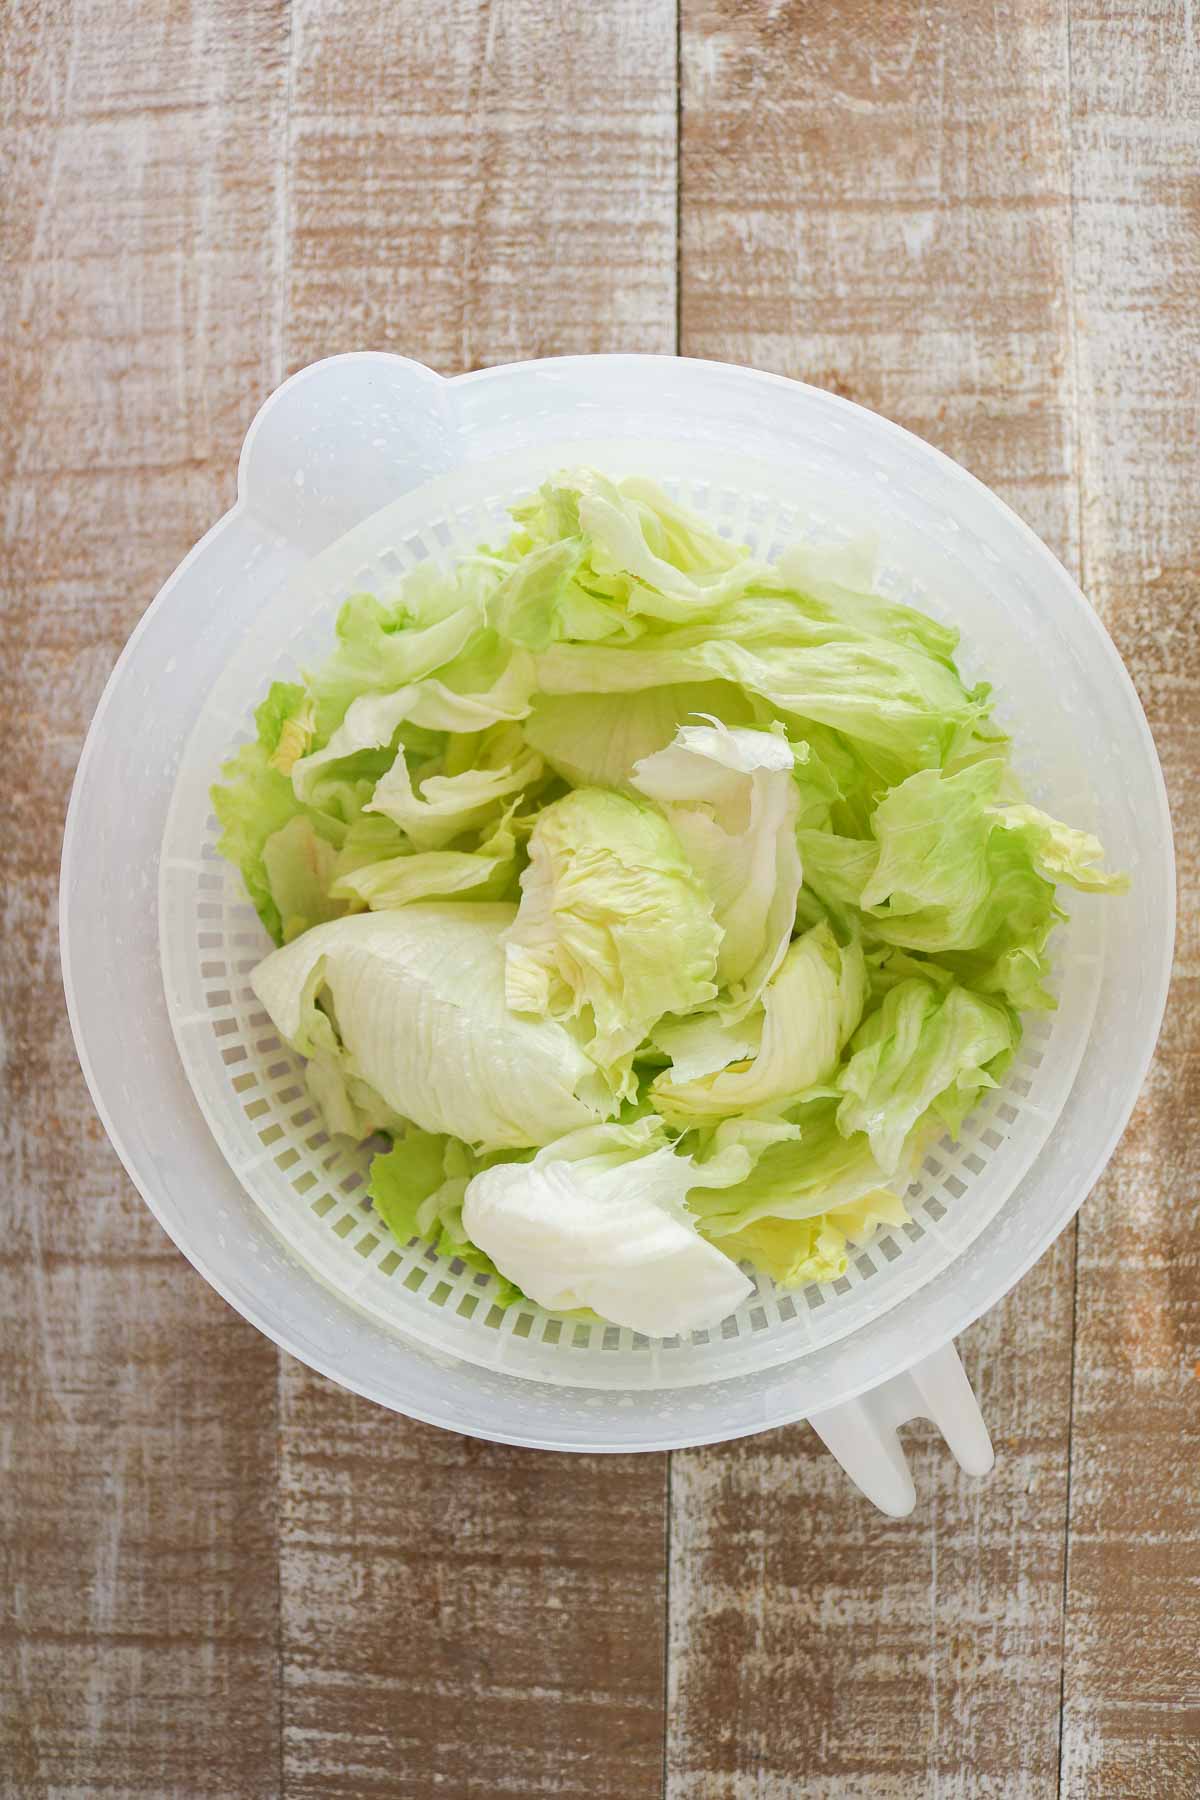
(806, 1341, 994, 1516)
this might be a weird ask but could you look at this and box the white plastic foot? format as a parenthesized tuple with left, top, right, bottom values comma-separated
(805, 1341, 994, 1516)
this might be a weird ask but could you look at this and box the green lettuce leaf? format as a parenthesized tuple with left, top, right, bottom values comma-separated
(523, 681, 754, 792)
(366, 722, 545, 852)
(632, 720, 804, 1015)
(212, 681, 345, 944)
(714, 1191, 911, 1288)
(652, 922, 866, 1123)
(688, 1095, 914, 1235)
(535, 612, 989, 774)
(460, 1116, 755, 1333)
(330, 807, 520, 909)
(250, 904, 614, 1150)
(369, 1131, 527, 1306)
(504, 788, 723, 1089)
(835, 977, 1017, 1172)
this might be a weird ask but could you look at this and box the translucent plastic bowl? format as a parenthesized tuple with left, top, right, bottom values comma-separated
(61, 354, 1174, 1512)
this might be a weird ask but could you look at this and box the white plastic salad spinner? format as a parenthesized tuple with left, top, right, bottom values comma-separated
(61, 353, 1174, 1514)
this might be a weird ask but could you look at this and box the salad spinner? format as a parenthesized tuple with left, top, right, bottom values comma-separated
(61, 353, 1173, 1514)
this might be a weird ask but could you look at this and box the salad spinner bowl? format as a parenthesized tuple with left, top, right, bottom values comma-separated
(61, 353, 1173, 1513)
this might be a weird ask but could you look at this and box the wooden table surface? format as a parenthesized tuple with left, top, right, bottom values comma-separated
(3, 2, 1197, 1794)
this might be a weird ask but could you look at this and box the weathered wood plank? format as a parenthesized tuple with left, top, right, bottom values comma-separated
(277, 1383, 669, 1799)
(1060, 3, 1200, 1793)
(0, 2, 289, 1795)
(283, 0, 678, 373)
(671, 4, 1080, 1792)
(274, 4, 677, 1795)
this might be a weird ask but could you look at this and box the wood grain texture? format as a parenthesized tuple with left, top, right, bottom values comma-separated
(277, 1382, 668, 1798)
(1059, 2, 1200, 1794)
(283, 0, 678, 373)
(272, 4, 677, 1795)
(3, 0, 1198, 1795)
(0, 2, 289, 1795)
(671, 3, 1082, 1793)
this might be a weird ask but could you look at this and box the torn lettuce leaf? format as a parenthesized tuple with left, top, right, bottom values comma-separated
(504, 787, 722, 1091)
(213, 466, 1127, 1332)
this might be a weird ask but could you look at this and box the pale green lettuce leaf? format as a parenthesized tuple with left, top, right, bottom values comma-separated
(803, 762, 1124, 1009)
(275, 955, 408, 1140)
(461, 1116, 754, 1334)
(860, 760, 1013, 944)
(330, 807, 519, 909)
(772, 538, 961, 667)
(292, 635, 534, 807)
(250, 904, 613, 1150)
(650, 1012, 763, 1084)
(991, 803, 1128, 893)
(574, 471, 755, 624)
(489, 537, 588, 650)
(504, 788, 722, 1089)
(535, 621, 989, 773)
(308, 588, 485, 740)
(367, 723, 545, 852)
(714, 1190, 911, 1288)
(687, 1096, 919, 1236)
(652, 922, 866, 1123)
(211, 680, 345, 945)
(523, 681, 753, 792)
(262, 816, 352, 942)
(632, 720, 803, 1014)
(835, 977, 1016, 1172)
(368, 1130, 526, 1305)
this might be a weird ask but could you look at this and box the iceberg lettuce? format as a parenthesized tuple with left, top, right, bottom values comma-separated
(632, 720, 803, 1014)
(250, 905, 612, 1150)
(503, 787, 722, 1088)
(212, 466, 1127, 1333)
(461, 1117, 754, 1334)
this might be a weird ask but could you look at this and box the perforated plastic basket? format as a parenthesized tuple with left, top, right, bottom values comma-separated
(62, 355, 1174, 1512)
